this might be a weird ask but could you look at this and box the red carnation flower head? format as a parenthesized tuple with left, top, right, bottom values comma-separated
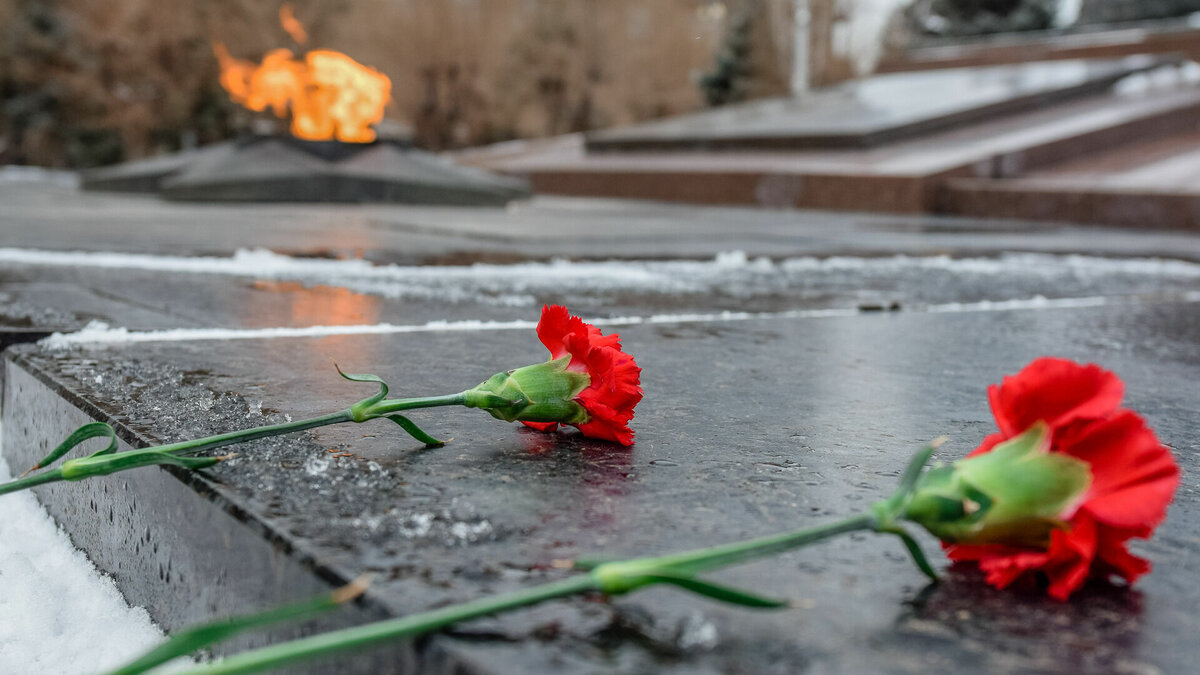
(464, 305, 642, 445)
(904, 357, 1179, 600)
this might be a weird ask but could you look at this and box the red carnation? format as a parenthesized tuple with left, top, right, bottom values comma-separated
(464, 305, 642, 446)
(521, 305, 643, 445)
(943, 358, 1180, 600)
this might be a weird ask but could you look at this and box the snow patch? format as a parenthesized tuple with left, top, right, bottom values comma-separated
(0, 422, 179, 673)
(677, 611, 720, 651)
(1054, 0, 1082, 28)
(6, 248, 1200, 311)
(1115, 62, 1200, 96)
(39, 318, 541, 348)
(0, 166, 79, 188)
(833, 0, 905, 75)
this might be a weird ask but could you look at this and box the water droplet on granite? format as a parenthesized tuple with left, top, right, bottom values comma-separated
(677, 611, 719, 651)
(304, 455, 330, 476)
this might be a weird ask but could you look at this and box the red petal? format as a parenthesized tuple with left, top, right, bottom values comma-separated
(534, 305, 574, 360)
(1067, 412, 1180, 530)
(584, 347, 642, 410)
(1041, 515, 1098, 601)
(574, 346, 642, 446)
(577, 388, 637, 445)
(988, 358, 1123, 437)
(577, 417, 635, 445)
(547, 307, 621, 374)
(583, 321, 622, 351)
(1093, 529, 1152, 583)
(946, 518, 1100, 600)
(979, 549, 1050, 589)
(522, 421, 559, 432)
(946, 542, 1046, 588)
(965, 431, 1007, 458)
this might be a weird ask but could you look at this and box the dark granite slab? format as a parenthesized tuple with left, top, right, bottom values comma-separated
(585, 57, 1171, 152)
(4, 298, 1199, 673)
(77, 144, 228, 194)
(81, 136, 530, 206)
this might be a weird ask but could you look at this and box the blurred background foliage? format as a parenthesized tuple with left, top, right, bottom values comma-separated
(0, 0, 792, 167)
(4, 0, 1200, 168)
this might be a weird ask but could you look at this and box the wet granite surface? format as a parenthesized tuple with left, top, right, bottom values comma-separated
(0, 263, 526, 335)
(4, 299, 1199, 673)
(7, 183, 1200, 264)
(3, 176, 1200, 673)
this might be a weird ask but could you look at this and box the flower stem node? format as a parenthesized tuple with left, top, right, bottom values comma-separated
(590, 559, 658, 595)
(464, 357, 591, 425)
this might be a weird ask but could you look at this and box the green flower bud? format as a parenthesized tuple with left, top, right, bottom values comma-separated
(904, 422, 1092, 548)
(463, 356, 591, 424)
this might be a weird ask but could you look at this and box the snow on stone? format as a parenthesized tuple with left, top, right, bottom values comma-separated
(0, 166, 79, 188)
(832, 0, 907, 75)
(5, 247, 1200, 310)
(0, 422, 172, 674)
(1054, 0, 1083, 28)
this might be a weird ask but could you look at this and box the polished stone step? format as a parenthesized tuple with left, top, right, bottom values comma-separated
(584, 58, 1168, 152)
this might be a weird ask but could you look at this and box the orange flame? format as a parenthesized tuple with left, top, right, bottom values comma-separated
(213, 8, 391, 143)
(279, 4, 308, 45)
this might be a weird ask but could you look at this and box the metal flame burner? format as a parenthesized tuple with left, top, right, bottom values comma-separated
(268, 134, 411, 161)
(81, 134, 530, 206)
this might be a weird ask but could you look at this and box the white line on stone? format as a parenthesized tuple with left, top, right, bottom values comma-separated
(3, 247, 1200, 281)
(38, 293, 1200, 348)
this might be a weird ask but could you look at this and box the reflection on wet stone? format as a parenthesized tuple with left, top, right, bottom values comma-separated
(896, 568, 1147, 673)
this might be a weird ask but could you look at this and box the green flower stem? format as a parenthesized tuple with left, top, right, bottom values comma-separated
(0, 394, 472, 497)
(0, 468, 68, 496)
(135, 410, 355, 458)
(165, 575, 600, 675)
(109, 577, 371, 675)
(365, 393, 467, 417)
(153, 514, 882, 675)
(102, 440, 943, 674)
(624, 513, 876, 577)
(120, 443, 948, 674)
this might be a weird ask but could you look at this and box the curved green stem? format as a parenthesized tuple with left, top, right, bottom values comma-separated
(164, 575, 599, 675)
(879, 525, 939, 581)
(110, 578, 370, 675)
